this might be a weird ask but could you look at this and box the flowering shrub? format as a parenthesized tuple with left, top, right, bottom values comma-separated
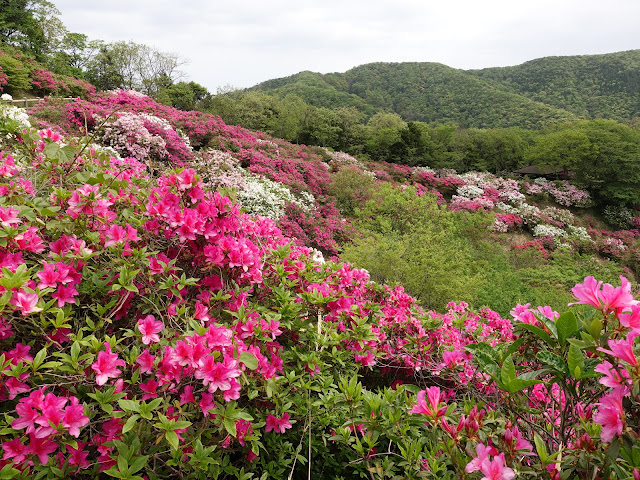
(7, 77, 640, 478)
(236, 174, 314, 220)
(603, 205, 637, 229)
(493, 213, 524, 233)
(456, 184, 484, 199)
(525, 178, 592, 207)
(533, 224, 568, 239)
(0, 67, 8, 92)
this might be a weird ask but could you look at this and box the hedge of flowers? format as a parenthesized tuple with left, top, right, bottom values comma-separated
(27, 90, 349, 255)
(3, 86, 640, 479)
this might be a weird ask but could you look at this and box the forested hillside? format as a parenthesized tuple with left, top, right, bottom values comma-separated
(251, 51, 640, 128)
(471, 49, 640, 120)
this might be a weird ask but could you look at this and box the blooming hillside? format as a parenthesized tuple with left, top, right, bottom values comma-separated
(0, 93, 639, 479)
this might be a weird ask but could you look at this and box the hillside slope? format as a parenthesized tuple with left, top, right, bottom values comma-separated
(251, 50, 640, 128)
(470, 49, 640, 120)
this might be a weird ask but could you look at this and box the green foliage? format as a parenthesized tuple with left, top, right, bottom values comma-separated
(156, 81, 212, 111)
(473, 49, 640, 121)
(0, 50, 30, 92)
(326, 165, 376, 217)
(341, 184, 489, 310)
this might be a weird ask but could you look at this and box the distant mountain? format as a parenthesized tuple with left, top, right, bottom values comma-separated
(250, 50, 640, 129)
(469, 50, 640, 120)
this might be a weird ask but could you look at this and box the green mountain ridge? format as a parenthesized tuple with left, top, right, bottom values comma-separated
(250, 50, 640, 129)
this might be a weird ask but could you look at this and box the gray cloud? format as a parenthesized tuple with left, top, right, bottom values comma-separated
(54, 0, 640, 91)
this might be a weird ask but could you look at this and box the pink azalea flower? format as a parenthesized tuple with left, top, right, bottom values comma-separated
(0, 206, 21, 228)
(51, 284, 78, 307)
(66, 442, 90, 469)
(593, 387, 627, 442)
(63, 398, 90, 437)
(510, 303, 537, 324)
(194, 356, 241, 393)
(91, 343, 126, 386)
(570, 276, 603, 309)
(26, 433, 57, 464)
(265, 413, 292, 433)
(136, 349, 156, 374)
(2, 437, 28, 463)
(537, 305, 559, 321)
(137, 315, 164, 345)
(595, 360, 631, 388)
(466, 443, 498, 473)
(597, 331, 638, 366)
(11, 291, 42, 315)
(479, 453, 516, 480)
(619, 304, 640, 331)
(409, 386, 447, 419)
(601, 276, 638, 314)
(199, 392, 216, 417)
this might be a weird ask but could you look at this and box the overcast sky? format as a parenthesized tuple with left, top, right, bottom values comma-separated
(53, 0, 640, 93)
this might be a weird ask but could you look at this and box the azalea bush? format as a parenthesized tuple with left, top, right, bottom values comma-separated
(5, 78, 640, 479)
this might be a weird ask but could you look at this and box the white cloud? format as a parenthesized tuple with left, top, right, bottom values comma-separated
(54, 0, 640, 92)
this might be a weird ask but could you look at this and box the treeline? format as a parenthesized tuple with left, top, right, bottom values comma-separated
(0, 0, 199, 102)
(204, 89, 640, 206)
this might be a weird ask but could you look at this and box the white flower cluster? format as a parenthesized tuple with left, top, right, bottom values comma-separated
(256, 138, 279, 149)
(457, 184, 484, 199)
(1, 93, 13, 101)
(534, 177, 549, 186)
(310, 248, 325, 264)
(459, 171, 520, 192)
(567, 226, 594, 243)
(297, 191, 316, 213)
(110, 89, 148, 98)
(413, 166, 435, 175)
(540, 206, 574, 225)
(0, 103, 31, 129)
(496, 202, 542, 226)
(88, 143, 121, 159)
(499, 190, 526, 205)
(533, 224, 567, 239)
(237, 175, 314, 220)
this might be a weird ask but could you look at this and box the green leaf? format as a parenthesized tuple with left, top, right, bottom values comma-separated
(128, 455, 149, 475)
(504, 378, 542, 393)
(516, 323, 553, 346)
(118, 399, 141, 413)
(224, 416, 237, 437)
(556, 311, 578, 344)
(122, 414, 139, 434)
(239, 351, 258, 370)
(464, 342, 501, 362)
(504, 338, 525, 359)
(32, 347, 47, 371)
(567, 344, 585, 379)
(0, 465, 20, 479)
(534, 433, 549, 464)
(165, 430, 179, 450)
(501, 355, 517, 386)
(537, 351, 569, 376)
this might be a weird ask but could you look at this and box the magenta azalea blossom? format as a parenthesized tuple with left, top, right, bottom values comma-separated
(593, 387, 627, 442)
(137, 315, 164, 345)
(480, 453, 516, 480)
(91, 343, 126, 386)
(11, 291, 42, 315)
(570, 276, 603, 309)
(597, 331, 639, 367)
(409, 386, 447, 419)
(265, 413, 292, 433)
